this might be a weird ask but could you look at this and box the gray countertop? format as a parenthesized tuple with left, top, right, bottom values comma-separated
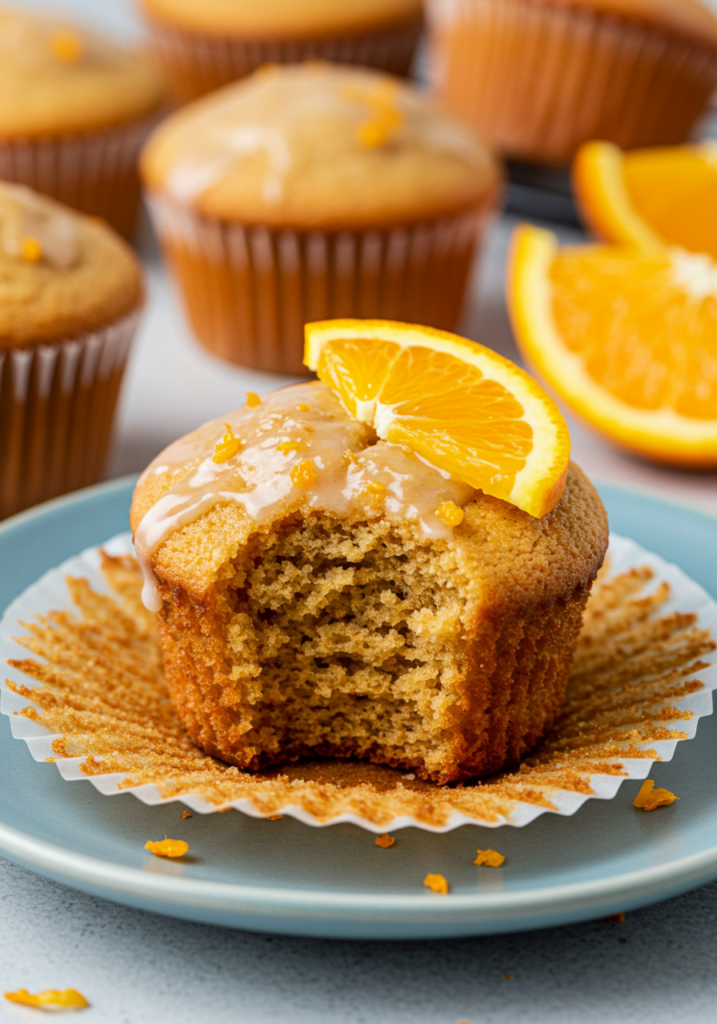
(2, 2, 717, 1019)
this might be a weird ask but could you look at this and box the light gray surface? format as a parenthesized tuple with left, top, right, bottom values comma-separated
(2, 1, 717, 1019)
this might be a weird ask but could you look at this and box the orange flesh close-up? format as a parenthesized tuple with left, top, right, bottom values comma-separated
(622, 147, 717, 259)
(550, 247, 717, 421)
(314, 337, 535, 504)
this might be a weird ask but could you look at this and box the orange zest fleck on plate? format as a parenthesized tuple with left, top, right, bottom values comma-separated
(180, 810, 192, 819)
(144, 838, 189, 858)
(424, 873, 449, 895)
(574, 140, 717, 259)
(609, 912, 626, 923)
(633, 779, 678, 811)
(267, 814, 284, 821)
(507, 223, 717, 467)
(473, 848, 505, 867)
(5, 988, 89, 1010)
(276, 441, 307, 454)
(305, 319, 570, 518)
(375, 833, 395, 848)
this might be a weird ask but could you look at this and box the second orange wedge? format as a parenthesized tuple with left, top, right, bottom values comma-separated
(304, 319, 570, 518)
(574, 140, 717, 258)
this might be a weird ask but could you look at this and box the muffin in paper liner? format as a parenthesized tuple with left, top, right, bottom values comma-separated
(426, 0, 717, 165)
(147, 197, 490, 375)
(142, 14, 423, 104)
(0, 116, 160, 242)
(1, 532, 715, 833)
(0, 311, 139, 521)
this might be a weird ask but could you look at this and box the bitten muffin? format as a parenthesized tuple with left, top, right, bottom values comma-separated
(0, 181, 143, 518)
(130, 382, 608, 785)
(0, 8, 165, 238)
(139, 0, 423, 103)
(426, 0, 717, 165)
(141, 63, 502, 374)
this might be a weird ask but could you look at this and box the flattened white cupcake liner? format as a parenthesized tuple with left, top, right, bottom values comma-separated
(143, 14, 422, 104)
(426, 0, 717, 163)
(0, 115, 159, 239)
(147, 195, 491, 374)
(1, 531, 716, 833)
(0, 310, 139, 519)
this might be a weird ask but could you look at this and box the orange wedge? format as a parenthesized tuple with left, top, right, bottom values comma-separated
(574, 140, 717, 258)
(507, 224, 717, 467)
(304, 319, 570, 518)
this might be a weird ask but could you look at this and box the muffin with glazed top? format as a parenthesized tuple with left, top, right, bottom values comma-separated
(426, 0, 717, 165)
(0, 181, 143, 518)
(0, 8, 165, 238)
(141, 63, 501, 374)
(130, 324, 608, 784)
(139, 0, 423, 103)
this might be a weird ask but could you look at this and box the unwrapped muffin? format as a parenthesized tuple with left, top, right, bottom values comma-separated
(0, 181, 143, 518)
(139, 0, 423, 103)
(130, 381, 607, 785)
(426, 0, 717, 165)
(0, 9, 165, 238)
(141, 63, 502, 374)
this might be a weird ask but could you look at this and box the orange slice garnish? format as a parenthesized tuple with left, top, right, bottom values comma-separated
(304, 319, 570, 518)
(507, 224, 717, 467)
(574, 140, 717, 258)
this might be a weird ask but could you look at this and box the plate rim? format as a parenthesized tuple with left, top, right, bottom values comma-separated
(1, 475, 717, 933)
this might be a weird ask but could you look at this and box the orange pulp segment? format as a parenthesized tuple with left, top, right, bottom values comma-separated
(574, 140, 717, 259)
(508, 224, 717, 466)
(304, 319, 570, 518)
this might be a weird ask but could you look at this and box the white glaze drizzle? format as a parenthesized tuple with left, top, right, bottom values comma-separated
(134, 383, 475, 612)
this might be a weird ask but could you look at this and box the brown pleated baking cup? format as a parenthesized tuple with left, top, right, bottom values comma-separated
(0, 115, 159, 240)
(426, 0, 717, 164)
(143, 15, 423, 103)
(148, 197, 490, 374)
(0, 310, 139, 521)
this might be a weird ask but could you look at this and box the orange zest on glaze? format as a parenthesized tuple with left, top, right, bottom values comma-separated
(355, 81, 404, 148)
(21, 237, 42, 263)
(213, 424, 241, 463)
(276, 440, 307, 454)
(5, 988, 89, 1010)
(246, 392, 262, 408)
(296, 403, 311, 412)
(474, 848, 505, 867)
(633, 779, 679, 811)
(49, 30, 84, 63)
(435, 500, 464, 526)
(375, 833, 395, 848)
(144, 838, 189, 858)
(290, 459, 317, 488)
(362, 480, 386, 507)
(424, 873, 449, 895)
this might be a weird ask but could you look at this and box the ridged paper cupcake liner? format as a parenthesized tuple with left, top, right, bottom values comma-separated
(148, 196, 491, 374)
(0, 310, 139, 520)
(143, 14, 423, 103)
(0, 115, 159, 239)
(426, 0, 717, 164)
(1, 532, 715, 832)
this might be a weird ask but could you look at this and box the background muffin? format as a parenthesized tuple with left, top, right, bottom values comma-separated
(0, 8, 165, 238)
(426, 0, 717, 165)
(0, 181, 143, 518)
(139, 0, 423, 103)
(141, 63, 502, 374)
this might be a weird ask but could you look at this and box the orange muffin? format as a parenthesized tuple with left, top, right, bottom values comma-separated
(426, 0, 717, 165)
(0, 8, 165, 238)
(141, 63, 502, 374)
(139, 0, 423, 103)
(0, 181, 143, 518)
(130, 381, 607, 785)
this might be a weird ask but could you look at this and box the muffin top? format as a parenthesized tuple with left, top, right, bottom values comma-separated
(0, 9, 165, 137)
(0, 182, 143, 348)
(141, 63, 501, 229)
(140, 0, 422, 37)
(130, 382, 607, 610)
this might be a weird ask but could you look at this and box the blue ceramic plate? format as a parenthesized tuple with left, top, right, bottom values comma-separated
(0, 477, 716, 940)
